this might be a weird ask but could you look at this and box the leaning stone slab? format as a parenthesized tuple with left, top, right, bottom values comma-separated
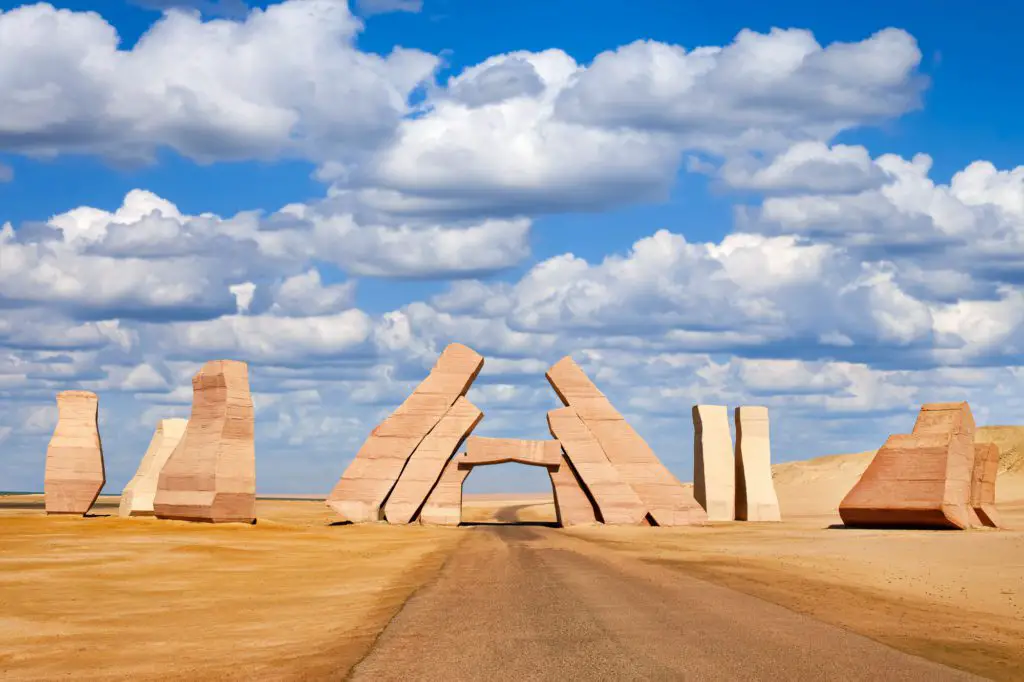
(693, 405, 735, 522)
(460, 437, 562, 468)
(328, 343, 484, 523)
(734, 406, 781, 522)
(154, 360, 256, 524)
(549, 454, 599, 526)
(547, 407, 647, 525)
(969, 442, 1001, 528)
(546, 356, 706, 526)
(45, 390, 105, 515)
(419, 455, 470, 526)
(839, 402, 975, 529)
(119, 418, 187, 518)
(384, 397, 483, 525)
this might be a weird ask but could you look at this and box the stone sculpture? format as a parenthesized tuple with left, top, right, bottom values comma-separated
(383, 397, 483, 525)
(154, 360, 256, 524)
(44, 390, 105, 515)
(969, 442, 1001, 528)
(692, 405, 736, 522)
(734, 406, 781, 522)
(119, 418, 187, 518)
(546, 356, 706, 526)
(418, 456, 470, 526)
(839, 402, 976, 529)
(547, 407, 647, 525)
(548, 455, 600, 526)
(328, 343, 484, 523)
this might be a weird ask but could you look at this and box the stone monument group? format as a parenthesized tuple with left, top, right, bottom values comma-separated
(37, 343, 1002, 530)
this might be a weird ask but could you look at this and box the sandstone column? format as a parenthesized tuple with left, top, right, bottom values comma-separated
(384, 397, 483, 524)
(546, 356, 706, 526)
(419, 456, 470, 526)
(734, 406, 781, 522)
(328, 343, 483, 523)
(154, 360, 256, 524)
(547, 407, 647, 525)
(693, 405, 735, 522)
(549, 455, 600, 526)
(119, 418, 187, 518)
(44, 390, 105, 515)
(969, 442, 1001, 528)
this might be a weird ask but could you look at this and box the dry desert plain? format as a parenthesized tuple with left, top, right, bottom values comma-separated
(2, 427, 1023, 681)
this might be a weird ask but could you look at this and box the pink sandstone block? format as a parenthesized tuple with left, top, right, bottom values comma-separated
(839, 402, 976, 529)
(419, 455, 470, 526)
(734, 406, 781, 522)
(549, 454, 600, 526)
(970, 442, 1001, 528)
(545, 356, 706, 527)
(460, 437, 562, 468)
(384, 397, 484, 525)
(327, 343, 484, 523)
(119, 418, 187, 518)
(153, 360, 256, 524)
(693, 405, 735, 522)
(547, 407, 647, 525)
(44, 390, 105, 515)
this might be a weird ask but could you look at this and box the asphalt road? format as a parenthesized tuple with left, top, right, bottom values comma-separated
(348, 526, 985, 682)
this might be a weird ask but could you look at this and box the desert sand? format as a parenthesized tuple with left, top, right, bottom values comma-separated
(3, 427, 1023, 680)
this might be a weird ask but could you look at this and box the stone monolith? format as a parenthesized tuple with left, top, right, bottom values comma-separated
(547, 407, 647, 525)
(693, 405, 735, 522)
(549, 455, 600, 526)
(970, 442, 1001, 528)
(44, 390, 105, 515)
(119, 418, 187, 518)
(153, 360, 256, 524)
(734, 406, 781, 522)
(418, 455, 470, 526)
(328, 343, 484, 523)
(384, 397, 483, 525)
(839, 402, 976, 529)
(546, 356, 706, 526)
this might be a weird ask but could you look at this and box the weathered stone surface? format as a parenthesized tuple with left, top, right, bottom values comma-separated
(44, 390, 105, 515)
(547, 407, 647, 525)
(384, 398, 483, 525)
(119, 418, 187, 518)
(418, 455, 470, 526)
(693, 405, 735, 522)
(328, 343, 484, 523)
(970, 442, 1001, 528)
(734, 406, 781, 522)
(549, 454, 600, 526)
(154, 360, 256, 524)
(460, 437, 562, 468)
(545, 356, 706, 526)
(839, 402, 976, 529)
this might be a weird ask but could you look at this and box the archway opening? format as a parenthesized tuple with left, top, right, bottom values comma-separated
(460, 462, 558, 526)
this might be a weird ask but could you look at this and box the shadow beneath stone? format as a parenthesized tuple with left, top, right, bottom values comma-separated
(328, 520, 353, 527)
(827, 523, 960, 531)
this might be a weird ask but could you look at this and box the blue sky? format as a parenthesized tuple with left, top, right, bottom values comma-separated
(2, 0, 1023, 495)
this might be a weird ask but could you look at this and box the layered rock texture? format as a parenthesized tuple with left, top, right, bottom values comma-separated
(692, 405, 736, 522)
(119, 418, 187, 518)
(734, 406, 782, 522)
(839, 402, 981, 529)
(154, 360, 256, 524)
(328, 343, 484, 523)
(44, 390, 105, 515)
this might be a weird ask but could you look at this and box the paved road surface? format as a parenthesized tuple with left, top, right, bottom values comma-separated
(349, 526, 984, 682)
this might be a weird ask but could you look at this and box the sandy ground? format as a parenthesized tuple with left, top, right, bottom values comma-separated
(3, 431, 1023, 680)
(0, 497, 463, 681)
